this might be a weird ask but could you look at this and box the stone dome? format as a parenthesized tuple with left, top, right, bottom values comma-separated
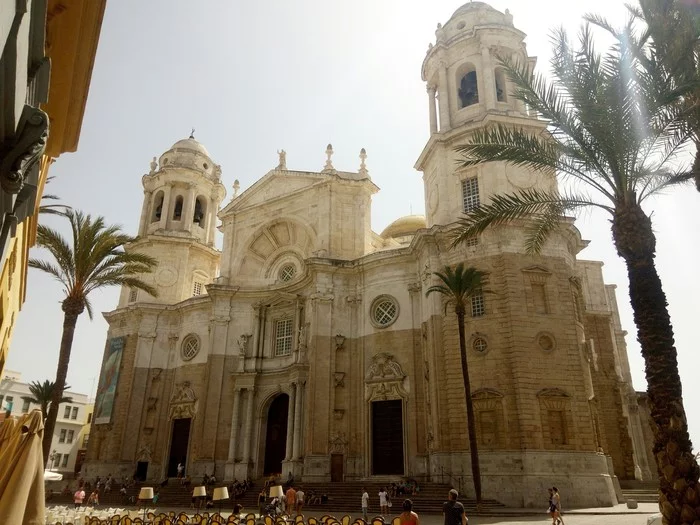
(380, 215, 427, 239)
(169, 137, 211, 158)
(156, 136, 220, 179)
(451, 1, 498, 17)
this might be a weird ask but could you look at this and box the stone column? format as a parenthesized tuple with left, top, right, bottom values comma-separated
(183, 184, 196, 231)
(241, 389, 256, 463)
(285, 383, 297, 461)
(138, 190, 152, 236)
(437, 61, 451, 131)
(207, 198, 219, 245)
(427, 85, 438, 135)
(481, 46, 496, 110)
(159, 185, 172, 230)
(227, 388, 242, 461)
(292, 382, 303, 460)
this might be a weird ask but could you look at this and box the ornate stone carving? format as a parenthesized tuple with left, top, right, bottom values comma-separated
(298, 323, 309, 350)
(365, 353, 409, 401)
(137, 443, 152, 462)
(168, 381, 198, 420)
(333, 372, 345, 388)
(277, 149, 287, 170)
(237, 333, 252, 355)
(333, 409, 345, 420)
(329, 431, 348, 454)
(0, 105, 49, 194)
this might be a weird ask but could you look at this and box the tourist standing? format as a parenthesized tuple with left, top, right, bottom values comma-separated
(286, 485, 297, 516)
(399, 499, 420, 525)
(177, 462, 184, 478)
(73, 487, 86, 509)
(362, 487, 369, 521)
(258, 488, 266, 516)
(296, 487, 305, 515)
(87, 489, 100, 507)
(442, 489, 467, 525)
(378, 487, 388, 518)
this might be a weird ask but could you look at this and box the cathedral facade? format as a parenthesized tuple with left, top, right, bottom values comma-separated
(83, 2, 654, 507)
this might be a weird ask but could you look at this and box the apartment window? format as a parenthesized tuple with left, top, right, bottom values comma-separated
(87, 413, 92, 424)
(53, 454, 61, 468)
(471, 291, 485, 317)
(61, 454, 69, 468)
(21, 399, 30, 413)
(461, 177, 480, 213)
(82, 434, 90, 448)
(59, 429, 66, 443)
(193, 281, 203, 296)
(4, 396, 13, 412)
(274, 318, 294, 357)
(63, 406, 71, 418)
(67, 430, 74, 444)
(71, 407, 78, 420)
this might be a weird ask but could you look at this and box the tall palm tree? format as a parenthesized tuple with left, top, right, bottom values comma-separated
(451, 26, 698, 524)
(21, 380, 73, 421)
(29, 210, 158, 462)
(426, 263, 487, 507)
(39, 177, 71, 216)
(589, 0, 700, 190)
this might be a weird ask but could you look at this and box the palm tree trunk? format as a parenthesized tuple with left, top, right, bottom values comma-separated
(42, 306, 80, 463)
(612, 202, 700, 525)
(456, 305, 482, 506)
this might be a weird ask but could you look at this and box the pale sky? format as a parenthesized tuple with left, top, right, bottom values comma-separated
(8, 0, 699, 447)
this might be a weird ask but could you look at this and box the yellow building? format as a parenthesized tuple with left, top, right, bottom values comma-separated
(0, 0, 106, 374)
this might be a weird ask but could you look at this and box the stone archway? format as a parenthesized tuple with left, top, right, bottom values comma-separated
(263, 394, 290, 475)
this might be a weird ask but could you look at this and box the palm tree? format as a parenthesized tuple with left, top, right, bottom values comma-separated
(426, 263, 487, 507)
(39, 176, 71, 216)
(589, 0, 700, 190)
(29, 209, 158, 462)
(451, 26, 698, 524)
(21, 380, 73, 421)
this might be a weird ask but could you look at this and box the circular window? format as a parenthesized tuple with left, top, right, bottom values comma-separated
(472, 337, 488, 353)
(371, 296, 399, 328)
(181, 335, 200, 361)
(163, 157, 169, 165)
(537, 333, 556, 353)
(279, 264, 296, 282)
(457, 21, 466, 30)
(203, 162, 209, 169)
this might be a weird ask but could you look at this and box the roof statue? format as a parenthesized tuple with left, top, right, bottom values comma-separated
(276, 149, 287, 170)
(322, 143, 335, 172)
(149, 156, 157, 175)
(359, 148, 368, 176)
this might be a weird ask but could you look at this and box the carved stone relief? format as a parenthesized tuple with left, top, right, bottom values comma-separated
(365, 352, 409, 402)
(329, 431, 348, 454)
(168, 381, 198, 420)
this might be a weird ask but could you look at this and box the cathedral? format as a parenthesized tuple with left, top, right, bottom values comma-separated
(83, 2, 655, 507)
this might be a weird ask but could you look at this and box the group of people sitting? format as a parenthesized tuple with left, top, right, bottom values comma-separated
(228, 478, 253, 499)
(388, 479, 420, 497)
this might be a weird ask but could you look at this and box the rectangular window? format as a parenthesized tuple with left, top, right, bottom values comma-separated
(63, 406, 71, 418)
(87, 413, 92, 424)
(61, 454, 69, 468)
(67, 430, 74, 444)
(4, 396, 12, 412)
(533, 283, 548, 314)
(274, 318, 294, 357)
(478, 410, 498, 446)
(71, 407, 78, 420)
(21, 399, 30, 413)
(548, 409, 567, 445)
(129, 288, 138, 302)
(59, 429, 66, 443)
(193, 281, 203, 296)
(53, 454, 61, 468)
(461, 177, 480, 213)
(82, 434, 90, 448)
(465, 236, 479, 247)
(471, 292, 485, 317)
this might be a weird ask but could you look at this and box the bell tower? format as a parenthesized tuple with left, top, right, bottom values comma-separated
(117, 136, 226, 308)
(416, 2, 555, 228)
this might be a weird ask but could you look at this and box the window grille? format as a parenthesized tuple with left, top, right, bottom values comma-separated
(274, 318, 294, 356)
(181, 336, 200, 361)
(193, 281, 203, 296)
(279, 264, 296, 282)
(471, 292, 485, 317)
(472, 337, 488, 353)
(461, 177, 480, 213)
(372, 298, 398, 327)
(129, 288, 138, 303)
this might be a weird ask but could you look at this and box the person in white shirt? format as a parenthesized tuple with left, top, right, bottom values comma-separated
(379, 487, 388, 517)
(362, 487, 369, 521)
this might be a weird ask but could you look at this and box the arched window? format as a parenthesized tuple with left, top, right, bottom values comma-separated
(172, 195, 183, 220)
(495, 68, 507, 102)
(193, 197, 206, 225)
(151, 191, 164, 223)
(458, 70, 479, 108)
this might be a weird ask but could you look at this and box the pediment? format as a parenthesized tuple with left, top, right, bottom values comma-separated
(221, 170, 326, 216)
(521, 265, 551, 275)
(255, 291, 301, 308)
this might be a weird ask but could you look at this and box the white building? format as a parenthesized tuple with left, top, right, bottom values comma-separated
(0, 370, 90, 477)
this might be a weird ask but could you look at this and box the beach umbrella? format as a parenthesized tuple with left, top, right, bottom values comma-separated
(0, 410, 45, 524)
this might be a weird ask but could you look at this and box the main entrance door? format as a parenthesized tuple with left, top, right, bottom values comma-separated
(167, 418, 191, 477)
(263, 394, 289, 475)
(371, 399, 404, 475)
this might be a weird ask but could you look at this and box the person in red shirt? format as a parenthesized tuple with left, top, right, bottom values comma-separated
(285, 486, 297, 516)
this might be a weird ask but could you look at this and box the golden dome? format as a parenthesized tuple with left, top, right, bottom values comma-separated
(380, 215, 427, 239)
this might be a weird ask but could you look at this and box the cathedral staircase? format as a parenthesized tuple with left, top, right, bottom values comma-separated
(619, 480, 659, 503)
(48, 480, 506, 514)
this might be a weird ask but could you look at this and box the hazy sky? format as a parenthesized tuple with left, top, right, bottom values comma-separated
(8, 0, 699, 447)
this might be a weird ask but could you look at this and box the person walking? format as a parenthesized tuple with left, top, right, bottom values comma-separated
(399, 499, 420, 525)
(258, 488, 266, 516)
(379, 487, 388, 518)
(177, 462, 184, 479)
(286, 485, 297, 516)
(296, 487, 305, 515)
(552, 487, 564, 525)
(547, 488, 558, 525)
(362, 487, 369, 521)
(73, 487, 86, 509)
(443, 489, 467, 525)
